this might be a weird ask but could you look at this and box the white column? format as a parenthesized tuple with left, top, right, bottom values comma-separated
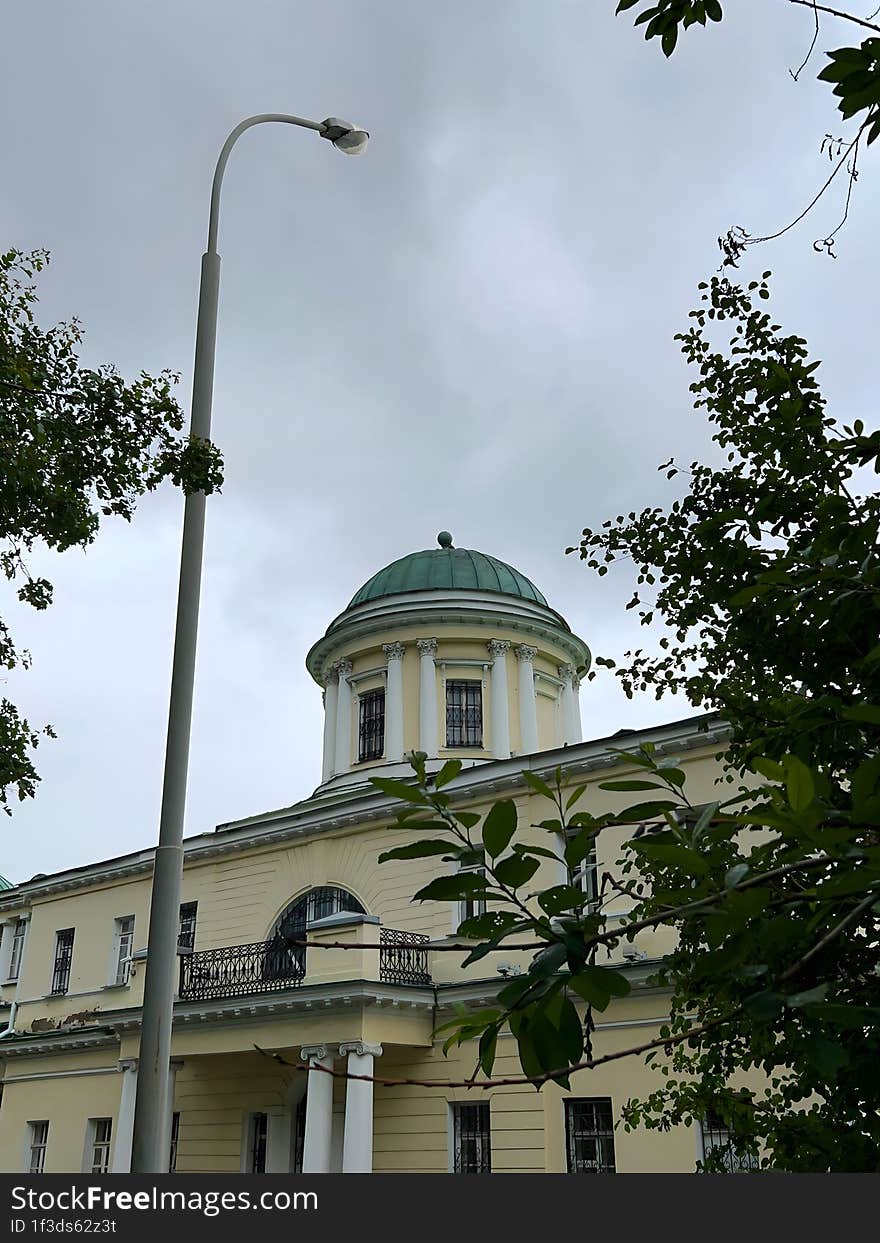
(112, 1058, 138, 1173)
(382, 643, 405, 762)
(339, 1042, 382, 1173)
(159, 1059, 183, 1173)
(301, 1045, 335, 1173)
(515, 644, 539, 755)
(321, 669, 339, 781)
(558, 664, 577, 745)
(416, 639, 439, 757)
(487, 640, 511, 759)
(571, 675, 583, 744)
(333, 661, 353, 775)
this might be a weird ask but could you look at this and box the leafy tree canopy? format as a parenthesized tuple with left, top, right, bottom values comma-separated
(0, 248, 222, 815)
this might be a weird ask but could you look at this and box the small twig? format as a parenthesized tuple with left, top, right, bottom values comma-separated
(788, 0, 880, 33)
(790, 0, 821, 80)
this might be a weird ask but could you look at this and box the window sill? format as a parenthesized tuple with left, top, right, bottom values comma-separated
(102, 982, 130, 991)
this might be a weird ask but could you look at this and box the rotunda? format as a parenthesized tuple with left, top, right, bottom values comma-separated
(306, 533, 590, 791)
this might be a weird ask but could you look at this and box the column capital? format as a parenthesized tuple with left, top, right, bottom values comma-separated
(333, 659, 353, 679)
(301, 1044, 333, 1062)
(117, 1058, 138, 1073)
(382, 642, 406, 662)
(169, 1060, 184, 1072)
(339, 1041, 383, 1059)
(416, 637, 438, 656)
(487, 639, 510, 658)
(322, 665, 339, 687)
(557, 663, 575, 683)
(515, 643, 538, 663)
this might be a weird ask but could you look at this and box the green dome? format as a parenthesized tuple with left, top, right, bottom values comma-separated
(0, 874, 13, 890)
(348, 534, 549, 609)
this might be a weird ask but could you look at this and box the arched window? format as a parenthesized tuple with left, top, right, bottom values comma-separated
(263, 886, 365, 982)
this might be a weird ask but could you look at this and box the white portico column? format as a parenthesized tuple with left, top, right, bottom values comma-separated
(339, 1042, 382, 1173)
(487, 640, 511, 759)
(515, 644, 539, 755)
(382, 643, 405, 762)
(417, 639, 439, 757)
(301, 1045, 335, 1173)
(558, 664, 578, 746)
(333, 660, 353, 775)
(321, 667, 339, 782)
(112, 1059, 138, 1172)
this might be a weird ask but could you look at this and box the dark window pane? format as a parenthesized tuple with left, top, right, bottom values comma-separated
(453, 1102, 491, 1173)
(446, 680, 483, 748)
(358, 688, 385, 761)
(51, 929, 74, 995)
(565, 1098, 616, 1173)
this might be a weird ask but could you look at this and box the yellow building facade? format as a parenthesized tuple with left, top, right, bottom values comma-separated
(0, 534, 734, 1174)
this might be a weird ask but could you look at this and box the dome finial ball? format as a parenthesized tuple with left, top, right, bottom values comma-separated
(437, 531, 454, 549)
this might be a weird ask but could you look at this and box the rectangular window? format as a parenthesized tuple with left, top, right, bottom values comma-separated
(50, 929, 74, 996)
(565, 1098, 616, 1173)
(169, 1112, 180, 1173)
(292, 1096, 306, 1174)
(452, 1102, 491, 1172)
(457, 865, 487, 931)
(358, 688, 385, 761)
(446, 680, 483, 748)
(28, 1121, 49, 1174)
(112, 916, 135, 986)
(89, 1119, 112, 1174)
(248, 1112, 268, 1173)
(7, 918, 27, 982)
(178, 902, 198, 952)
(571, 839, 599, 906)
(699, 1108, 759, 1172)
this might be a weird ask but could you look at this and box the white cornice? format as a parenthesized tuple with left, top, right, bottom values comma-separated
(0, 714, 728, 910)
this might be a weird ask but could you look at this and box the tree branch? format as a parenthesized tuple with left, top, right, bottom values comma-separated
(788, 0, 880, 33)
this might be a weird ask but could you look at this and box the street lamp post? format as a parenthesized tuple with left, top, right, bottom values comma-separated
(130, 112, 369, 1174)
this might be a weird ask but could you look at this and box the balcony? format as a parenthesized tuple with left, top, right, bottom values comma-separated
(178, 925, 430, 1002)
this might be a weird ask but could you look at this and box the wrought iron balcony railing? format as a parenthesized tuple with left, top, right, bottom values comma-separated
(178, 939, 305, 1002)
(177, 926, 432, 1002)
(379, 927, 431, 985)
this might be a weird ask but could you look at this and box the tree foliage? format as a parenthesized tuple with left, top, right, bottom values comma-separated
(375, 273, 880, 1171)
(0, 248, 223, 815)
(614, 1, 880, 259)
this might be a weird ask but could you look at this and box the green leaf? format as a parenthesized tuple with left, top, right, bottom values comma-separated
(842, 704, 880, 726)
(378, 839, 456, 863)
(369, 777, 429, 805)
(493, 853, 541, 888)
(538, 885, 589, 916)
(744, 990, 784, 1022)
(704, 0, 723, 21)
(414, 873, 488, 902)
(529, 942, 569, 979)
(434, 759, 462, 788)
(751, 757, 784, 781)
(635, 841, 711, 877)
(598, 779, 666, 792)
(521, 770, 555, 800)
(785, 984, 829, 1008)
(781, 754, 815, 812)
(806, 1036, 850, 1080)
(724, 862, 749, 889)
(661, 25, 677, 57)
(482, 799, 518, 858)
(568, 965, 631, 1012)
(479, 1026, 499, 1076)
(565, 784, 588, 811)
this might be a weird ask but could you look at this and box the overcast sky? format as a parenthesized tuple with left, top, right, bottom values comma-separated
(1, 1, 877, 883)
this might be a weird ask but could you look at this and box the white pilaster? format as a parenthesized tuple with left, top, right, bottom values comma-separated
(301, 1045, 335, 1173)
(339, 1042, 382, 1173)
(382, 643, 406, 762)
(515, 644, 539, 755)
(333, 661, 353, 775)
(321, 669, 339, 782)
(111, 1059, 138, 1173)
(571, 675, 583, 744)
(160, 1059, 183, 1172)
(266, 1106, 291, 1173)
(487, 640, 511, 759)
(417, 639, 439, 757)
(558, 664, 577, 746)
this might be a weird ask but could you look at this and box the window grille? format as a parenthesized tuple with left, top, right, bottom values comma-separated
(700, 1108, 759, 1172)
(446, 680, 483, 747)
(249, 1113, 268, 1173)
(292, 1096, 307, 1174)
(565, 1098, 616, 1173)
(8, 918, 27, 981)
(358, 688, 385, 761)
(265, 887, 365, 982)
(178, 902, 198, 952)
(28, 1121, 49, 1174)
(89, 1119, 112, 1174)
(51, 929, 74, 995)
(169, 1112, 180, 1173)
(452, 1102, 491, 1172)
(113, 916, 135, 985)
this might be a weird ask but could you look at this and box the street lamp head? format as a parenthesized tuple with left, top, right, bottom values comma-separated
(320, 117, 370, 155)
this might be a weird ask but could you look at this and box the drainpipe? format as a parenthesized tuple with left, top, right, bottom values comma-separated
(0, 1000, 18, 1038)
